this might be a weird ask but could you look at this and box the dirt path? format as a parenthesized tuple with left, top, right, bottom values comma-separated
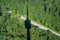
(20, 16, 60, 37)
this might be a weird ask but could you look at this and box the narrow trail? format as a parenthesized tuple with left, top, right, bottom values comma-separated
(20, 16, 60, 37)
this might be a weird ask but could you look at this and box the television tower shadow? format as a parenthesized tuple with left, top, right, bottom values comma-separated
(25, 2, 31, 40)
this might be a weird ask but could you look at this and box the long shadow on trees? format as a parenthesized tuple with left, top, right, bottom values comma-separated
(0, 6, 2, 31)
(25, 4, 31, 40)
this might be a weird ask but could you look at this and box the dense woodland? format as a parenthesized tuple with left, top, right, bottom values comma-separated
(0, 0, 60, 40)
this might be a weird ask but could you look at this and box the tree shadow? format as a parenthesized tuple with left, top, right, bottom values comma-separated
(47, 30, 50, 40)
(0, 6, 2, 16)
(25, 3, 31, 40)
(6, 7, 11, 17)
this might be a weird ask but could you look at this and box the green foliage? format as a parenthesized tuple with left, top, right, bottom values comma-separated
(0, 0, 60, 40)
